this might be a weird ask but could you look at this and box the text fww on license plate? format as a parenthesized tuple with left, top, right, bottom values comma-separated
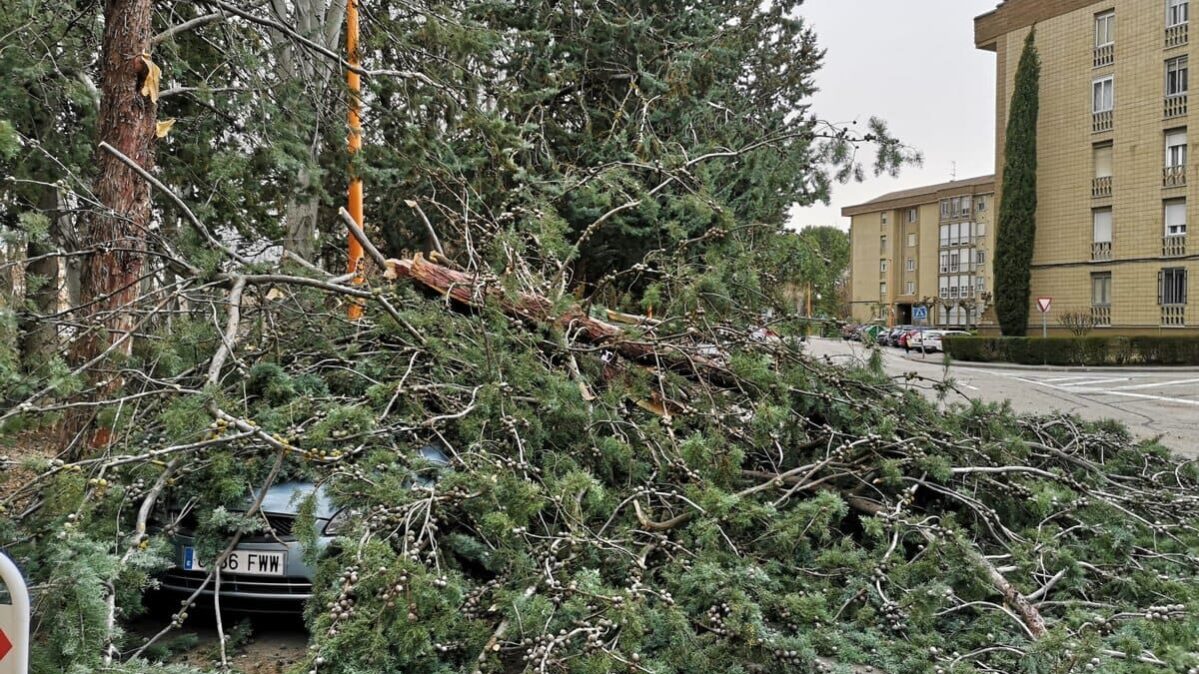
(183, 547, 285, 576)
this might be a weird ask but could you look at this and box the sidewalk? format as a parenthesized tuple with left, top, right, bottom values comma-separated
(899, 350, 1199, 374)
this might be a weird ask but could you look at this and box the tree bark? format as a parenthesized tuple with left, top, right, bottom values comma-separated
(74, 0, 157, 364)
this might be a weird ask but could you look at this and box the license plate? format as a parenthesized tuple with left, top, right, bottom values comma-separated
(183, 547, 285, 576)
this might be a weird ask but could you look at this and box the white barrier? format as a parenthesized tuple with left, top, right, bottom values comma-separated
(0, 553, 28, 674)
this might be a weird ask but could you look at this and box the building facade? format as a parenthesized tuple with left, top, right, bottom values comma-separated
(844, 177, 997, 327)
(977, 0, 1199, 334)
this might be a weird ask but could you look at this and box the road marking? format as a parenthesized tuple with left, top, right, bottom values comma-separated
(1057, 377, 1130, 388)
(1042, 376, 1098, 383)
(1109, 378, 1199, 391)
(1069, 388, 1199, 407)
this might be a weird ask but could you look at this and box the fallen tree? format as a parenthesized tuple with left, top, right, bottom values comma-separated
(5, 213, 1199, 673)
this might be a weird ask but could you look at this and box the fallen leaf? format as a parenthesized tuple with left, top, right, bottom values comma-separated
(140, 52, 161, 103)
(155, 118, 176, 138)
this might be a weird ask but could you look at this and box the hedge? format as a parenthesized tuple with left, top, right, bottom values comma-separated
(942, 335, 1199, 366)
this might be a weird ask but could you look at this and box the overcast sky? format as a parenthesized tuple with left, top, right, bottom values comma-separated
(790, 0, 1000, 231)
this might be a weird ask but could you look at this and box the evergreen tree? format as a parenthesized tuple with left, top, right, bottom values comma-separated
(994, 30, 1040, 336)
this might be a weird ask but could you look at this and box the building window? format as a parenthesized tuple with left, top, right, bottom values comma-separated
(1168, 56, 1190, 97)
(1094, 143, 1113, 178)
(1095, 11, 1115, 47)
(1167, 129, 1187, 167)
(881, 235, 888, 250)
(1169, 0, 1190, 27)
(939, 252, 949, 273)
(881, 213, 888, 225)
(905, 281, 916, 296)
(976, 277, 986, 293)
(1165, 198, 1187, 236)
(1093, 207, 1113, 244)
(880, 259, 889, 272)
(906, 258, 916, 272)
(906, 208, 918, 223)
(976, 197, 986, 212)
(907, 233, 917, 247)
(1094, 76, 1115, 112)
(939, 225, 950, 247)
(949, 252, 960, 273)
(939, 200, 949, 218)
(1092, 273, 1112, 307)
(1160, 268, 1187, 305)
(880, 282, 888, 298)
(975, 250, 986, 265)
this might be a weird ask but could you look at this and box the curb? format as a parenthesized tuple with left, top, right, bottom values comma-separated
(897, 352, 1199, 374)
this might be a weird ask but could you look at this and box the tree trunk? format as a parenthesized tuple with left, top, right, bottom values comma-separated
(283, 164, 321, 261)
(19, 187, 71, 365)
(73, 0, 157, 364)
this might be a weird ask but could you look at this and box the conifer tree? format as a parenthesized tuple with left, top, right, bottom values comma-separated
(995, 30, 1040, 336)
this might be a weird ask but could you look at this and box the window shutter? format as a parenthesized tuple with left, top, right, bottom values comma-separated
(1159, 270, 1165, 305)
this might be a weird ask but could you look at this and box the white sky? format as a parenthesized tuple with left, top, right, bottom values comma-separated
(790, 0, 1000, 231)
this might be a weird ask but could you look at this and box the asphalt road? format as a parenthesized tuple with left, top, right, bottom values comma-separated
(805, 338, 1199, 455)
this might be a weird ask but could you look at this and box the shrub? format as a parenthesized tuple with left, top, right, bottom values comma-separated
(942, 335, 1190, 366)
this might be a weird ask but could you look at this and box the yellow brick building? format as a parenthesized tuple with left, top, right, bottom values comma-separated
(976, 0, 1199, 334)
(843, 177, 997, 327)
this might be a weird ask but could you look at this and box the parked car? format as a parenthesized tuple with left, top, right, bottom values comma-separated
(898, 328, 925, 350)
(156, 444, 449, 611)
(884, 326, 913, 347)
(921, 330, 970, 353)
(857, 324, 886, 343)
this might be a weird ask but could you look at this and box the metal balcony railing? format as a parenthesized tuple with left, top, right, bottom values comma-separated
(1164, 234, 1188, 257)
(1164, 165, 1188, 188)
(1093, 110, 1113, 133)
(1162, 305, 1186, 327)
(1092, 241, 1112, 261)
(1094, 44, 1115, 68)
(1167, 23, 1189, 49)
(1166, 94, 1189, 119)
(1091, 305, 1111, 327)
(1092, 175, 1112, 198)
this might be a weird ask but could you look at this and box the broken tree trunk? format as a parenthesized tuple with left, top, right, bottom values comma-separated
(384, 253, 739, 387)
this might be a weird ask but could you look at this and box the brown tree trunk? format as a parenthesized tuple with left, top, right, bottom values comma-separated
(70, 0, 157, 446)
(74, 0, 156, 362)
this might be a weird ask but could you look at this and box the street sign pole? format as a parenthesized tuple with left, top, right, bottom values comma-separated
(1036, 297, 1053, 339)
(0, 552, 29, 674)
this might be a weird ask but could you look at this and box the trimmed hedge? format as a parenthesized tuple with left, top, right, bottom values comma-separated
(942, 335, 1199, 366)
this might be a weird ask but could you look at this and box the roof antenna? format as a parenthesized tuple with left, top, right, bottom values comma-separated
(950, 161, 957, 182)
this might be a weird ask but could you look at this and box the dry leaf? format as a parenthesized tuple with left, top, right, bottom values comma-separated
(404, 199, 418, 208)
(155, 118, 176, 138)
(140, 52, 161, 103)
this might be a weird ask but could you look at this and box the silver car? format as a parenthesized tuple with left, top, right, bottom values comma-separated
(158, 444, 448, 610)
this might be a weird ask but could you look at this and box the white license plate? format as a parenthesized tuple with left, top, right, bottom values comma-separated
(183, 547, 285, 576)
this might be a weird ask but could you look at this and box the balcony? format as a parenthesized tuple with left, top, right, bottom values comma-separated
(1091, 305, 1111, 327)
(1093, 110, 1113, 133)
(1165, 94, 1188, 119)
(1162, 305, 1187, 327)
(1092, 241, 1112, 261)
(1164, 165, 1188, 188)
(1093, 44, 1115, 68)
(1167, 23, 1189, 49)
(1092, 175, 1113, 198)
(1164, 234, 1188, 257)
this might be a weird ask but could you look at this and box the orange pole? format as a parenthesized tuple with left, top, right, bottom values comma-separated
(346, 0, 365, 320)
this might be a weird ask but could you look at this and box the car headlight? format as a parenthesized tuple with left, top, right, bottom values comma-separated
(323, 508, 355, 536)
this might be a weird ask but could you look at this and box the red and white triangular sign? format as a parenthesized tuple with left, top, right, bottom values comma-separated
(0, 627, 11, 662)
(1037, 297, 1053, 313)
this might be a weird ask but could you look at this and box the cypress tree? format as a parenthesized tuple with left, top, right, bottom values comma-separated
(995, 30, 1040, 336)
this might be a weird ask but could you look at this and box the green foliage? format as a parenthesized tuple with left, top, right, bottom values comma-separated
(995, 30, 1040, 336)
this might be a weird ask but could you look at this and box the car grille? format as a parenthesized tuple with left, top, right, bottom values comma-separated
(160, 569, 313, 597)
(171, 512, 298, 541)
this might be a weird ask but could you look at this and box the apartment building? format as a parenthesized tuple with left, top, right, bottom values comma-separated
(976, 0, 1199, 333)
(843, 177, 996, 327)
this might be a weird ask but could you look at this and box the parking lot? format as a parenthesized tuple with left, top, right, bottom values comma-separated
(806, 338, 1199, 455)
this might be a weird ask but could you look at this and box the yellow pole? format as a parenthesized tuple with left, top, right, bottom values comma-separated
(346, 0, 365, 320)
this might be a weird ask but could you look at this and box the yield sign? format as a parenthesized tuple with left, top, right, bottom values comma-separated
(0, 628, 10, 662)
(1037, 297, 1053, 313)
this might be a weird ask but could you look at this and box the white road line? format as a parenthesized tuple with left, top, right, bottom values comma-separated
(1110, 378, 1199, 391)
(1068, 388, 1199, 407)
(1042, 376, 1099, 383)
(1057, 377, 1130, 388)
